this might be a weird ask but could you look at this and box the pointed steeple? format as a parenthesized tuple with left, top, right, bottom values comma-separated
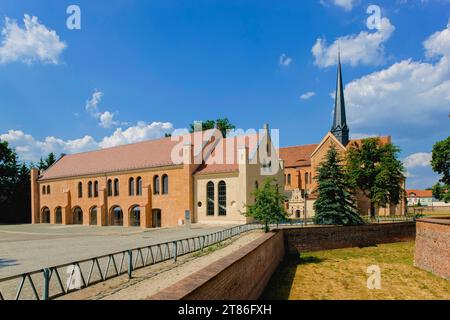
(331, 49, 349, 146)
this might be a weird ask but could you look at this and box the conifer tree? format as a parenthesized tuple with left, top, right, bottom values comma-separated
(314, 145, 364, 225)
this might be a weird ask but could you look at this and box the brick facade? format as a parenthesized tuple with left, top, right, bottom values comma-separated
(149, 231, 285, 300)
(282, 222, 416, 254)
(414, 218, 450, 280)
(31, 129, 284, 228)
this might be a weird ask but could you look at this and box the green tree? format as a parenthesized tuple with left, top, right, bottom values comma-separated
(38, 152, 57, 171)
(313, 145, 364, 226)
(244, 178, 287, 232)
(0, 140, 18, 209)
(431, 136, 450, 202)
(0, 140, 31, 223)
(189, 118, 236, 137)
(346, 138, 405, 217)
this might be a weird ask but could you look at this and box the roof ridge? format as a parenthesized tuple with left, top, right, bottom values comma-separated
(280, 143, 319, 149)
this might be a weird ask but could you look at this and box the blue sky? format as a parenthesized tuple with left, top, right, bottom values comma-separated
(0, 0, 449, 189)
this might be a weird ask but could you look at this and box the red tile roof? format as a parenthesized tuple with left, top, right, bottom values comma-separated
(279, 144, 318, 168)
(39, 136, 183, 180)
(280, 136, 392, 169)
(39, 131, 263, 180)
(406, 190, 433, 198)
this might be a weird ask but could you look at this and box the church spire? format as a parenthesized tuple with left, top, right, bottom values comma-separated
(331, 49, 349, 146)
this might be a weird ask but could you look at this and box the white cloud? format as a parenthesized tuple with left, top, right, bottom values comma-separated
(320, 0, 357, 11)
(0, 122, 174, 162)
(99, 122, 173, 148)
(0, 14, 66, 64)
(85, 90, 103, 117)
(344, 21, 450, 132)
(300, 92, 316, 100)
(85, 90, 124, 128)
(312, 18, 395, 67)
(403, 152, 432, 169)
(349, 132, 380, 139)
(99, 111, 119, 128)
(279, 53, 293, 66)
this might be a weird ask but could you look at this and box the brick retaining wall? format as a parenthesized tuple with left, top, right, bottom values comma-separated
(148, 222, 417, 300)
(149, 230, 285, 300)
(414, 218, 450, 280)
(283, 222, 416, 254)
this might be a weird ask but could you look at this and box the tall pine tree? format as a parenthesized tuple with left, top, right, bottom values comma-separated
(313, 145, 364, 226)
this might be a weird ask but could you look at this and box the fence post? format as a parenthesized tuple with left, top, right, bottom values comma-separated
(42, 268, 50, 300)
(201, 236, 205, 251)
(173, 241, 178, 262)
(127, 250, 133, 279)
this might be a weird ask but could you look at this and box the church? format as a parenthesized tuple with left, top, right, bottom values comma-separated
(280, 55, 406, 219)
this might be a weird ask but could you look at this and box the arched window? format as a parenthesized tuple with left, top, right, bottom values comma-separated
(46, 185, 50, 194)
(129, 178, 135, 196)
(42, 185, 46, 195)
(55, 207, 62, 224)
(114, 179, 119, 196)
(218, 181, 226, 216)
(107, 179, 112, 197)
(78, 182, 83, 198)
(305, 172, 309, 186)
(255, 181, 259, 190)
(90, 206, 97, 226)
(41, 207, 50, 223)
(207, 182, 214, 216)
(153, 175, 160, 194)
(110, 206, 123, 226)
(136, 177, 142, 196)
(94, 181, 99, 197)
(162, 174, 169, 194)
(88, 181, 93, 198)
(287, 174, 291, 185)
(130, 205, 140, 227)
(73, 207, 83, 225)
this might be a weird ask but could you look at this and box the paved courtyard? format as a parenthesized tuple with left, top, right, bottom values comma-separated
(0, 223, 237, 278)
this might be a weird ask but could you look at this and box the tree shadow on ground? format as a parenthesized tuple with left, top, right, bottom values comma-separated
(0, 258, 19, 269)
(260, 253, 326, 300)
(357, 244, 378, 249)
(298, 254, 326, 265)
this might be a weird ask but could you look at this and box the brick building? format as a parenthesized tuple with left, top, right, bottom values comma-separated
(31, 127, 284, 228)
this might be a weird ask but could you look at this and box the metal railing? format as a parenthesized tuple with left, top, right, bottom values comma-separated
(361, 215, 417, 223)
(0, 223, 262, 300)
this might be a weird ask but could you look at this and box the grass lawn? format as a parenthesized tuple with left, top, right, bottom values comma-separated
(262, 241, 450, 300)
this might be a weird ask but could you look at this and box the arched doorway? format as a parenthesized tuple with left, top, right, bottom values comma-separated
(90, 206, 98, 226)
(129, 206, 141, 227)
(55, 207, 62, 224)
(73, 207, 83, 225)
(41, 207, 50, 223)
(110, 206, 123, 226)
(152, 209, 161, 228)
(295, 210, 301, 218)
